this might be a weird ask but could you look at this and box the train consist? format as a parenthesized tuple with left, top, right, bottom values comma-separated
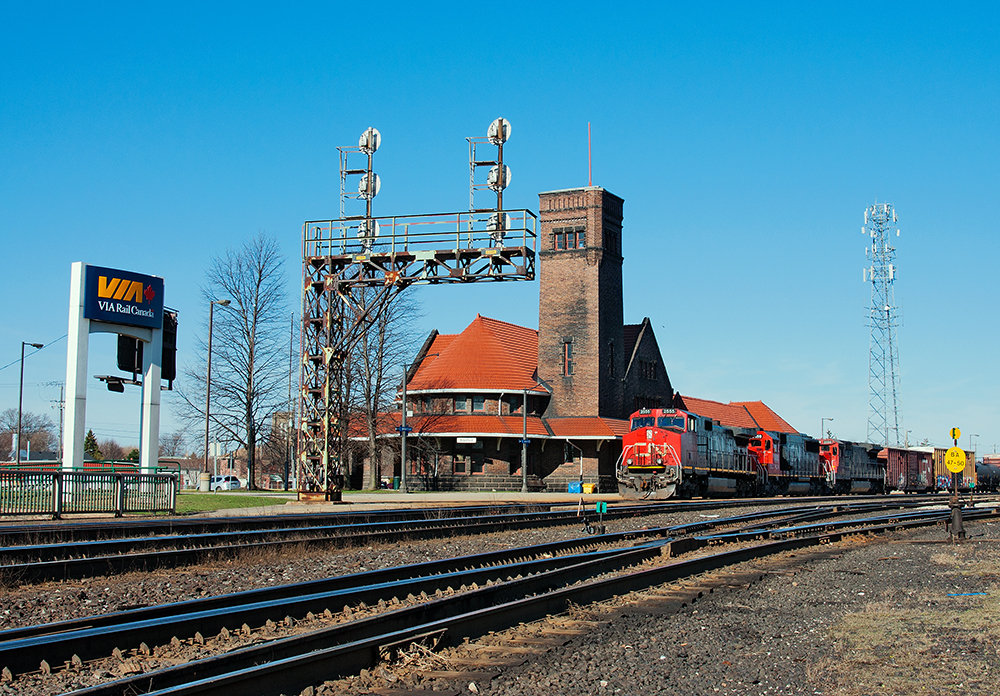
(616, 407, 979, 500)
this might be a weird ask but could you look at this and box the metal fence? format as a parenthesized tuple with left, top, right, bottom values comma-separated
(0, 470, 177, 518)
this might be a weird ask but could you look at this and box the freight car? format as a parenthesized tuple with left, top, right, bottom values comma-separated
(976, 462, 1000, 492)
(917, 447, 977, 492)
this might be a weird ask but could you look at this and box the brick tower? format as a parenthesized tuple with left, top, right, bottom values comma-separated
(537, 186, 625, 418)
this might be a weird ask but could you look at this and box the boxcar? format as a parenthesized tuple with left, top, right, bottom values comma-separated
(884, 447, 933, 493)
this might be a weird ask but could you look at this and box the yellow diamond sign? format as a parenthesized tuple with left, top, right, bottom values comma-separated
(945, 447, 966, 474)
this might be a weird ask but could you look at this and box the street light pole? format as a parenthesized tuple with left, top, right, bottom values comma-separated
(400, 364, 409, 493)
(203, 299, 231, 491)
(17, 342, 44, 466)
(521, 388, 528, 493)
(820, 417, 834, 440)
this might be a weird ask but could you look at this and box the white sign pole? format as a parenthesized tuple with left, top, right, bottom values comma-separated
(64, 262, 90, 471)
(139, 326, 162, 474)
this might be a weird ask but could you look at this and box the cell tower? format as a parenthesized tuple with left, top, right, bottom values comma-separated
(862, 201, 902, 447)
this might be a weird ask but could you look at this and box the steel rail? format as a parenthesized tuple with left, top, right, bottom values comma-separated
(0, 497, 920, 583)
(0, 543, 665, 677)
(0, 492, 954, 547)
(66, 506, 998, 696)
(0, 502, 835, 649)
(0, 501, 903, 674)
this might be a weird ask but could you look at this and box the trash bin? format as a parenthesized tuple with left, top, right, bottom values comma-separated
(567, 481, 582, 494)
(582, 483, 595, 494)
(392, 476, 400, 490)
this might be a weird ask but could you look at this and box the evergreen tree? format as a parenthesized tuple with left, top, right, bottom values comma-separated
(84, 429, 102, 460)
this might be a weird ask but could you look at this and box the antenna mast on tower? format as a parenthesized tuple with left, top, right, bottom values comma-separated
(862, 201, 902, 447)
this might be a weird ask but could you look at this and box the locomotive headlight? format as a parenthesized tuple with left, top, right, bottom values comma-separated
(626, 458, 633, 465)
(656, 457, 663, 464)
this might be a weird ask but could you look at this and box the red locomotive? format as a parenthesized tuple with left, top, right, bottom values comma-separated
(617, 407, 888, 499)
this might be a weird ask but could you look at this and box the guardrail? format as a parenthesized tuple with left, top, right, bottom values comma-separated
(0, 470, 177, 518)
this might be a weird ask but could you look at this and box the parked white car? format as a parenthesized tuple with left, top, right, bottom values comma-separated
(210, 475, 241, 491)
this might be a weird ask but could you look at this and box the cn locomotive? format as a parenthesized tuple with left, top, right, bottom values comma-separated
(615, 406, 966, 500)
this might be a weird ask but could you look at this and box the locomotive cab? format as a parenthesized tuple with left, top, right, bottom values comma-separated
(617, 408, 686, 499)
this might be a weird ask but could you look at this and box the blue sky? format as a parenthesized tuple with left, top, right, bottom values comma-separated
(2, 2, 997, 455)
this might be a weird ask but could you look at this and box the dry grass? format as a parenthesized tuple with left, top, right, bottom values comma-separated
(810, 547, 1000, 695)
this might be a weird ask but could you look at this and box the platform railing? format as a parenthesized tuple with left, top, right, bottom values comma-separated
(0, 470, 177, 518)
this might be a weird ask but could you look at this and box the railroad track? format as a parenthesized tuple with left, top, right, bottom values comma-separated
(0, 495, 963, 584)
(2, 499, 990, 695)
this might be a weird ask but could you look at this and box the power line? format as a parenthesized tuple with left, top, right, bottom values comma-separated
(0, 334, 67, 372)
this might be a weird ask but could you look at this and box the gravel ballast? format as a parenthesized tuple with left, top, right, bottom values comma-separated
(3, 505, 999, 695)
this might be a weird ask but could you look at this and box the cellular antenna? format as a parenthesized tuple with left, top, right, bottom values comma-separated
(588, 122, 592, 186)
(861, 201, 903, 447)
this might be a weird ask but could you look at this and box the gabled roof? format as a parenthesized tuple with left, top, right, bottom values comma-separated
(406, 315, 547, 393)
(675, 395, 759, 430)
(673, 394, 800, 434)
(623, 323, 642, 360)
(730, 401, 798, 434)
(356, 412, 626, 441)
(547, 417, 630, 438)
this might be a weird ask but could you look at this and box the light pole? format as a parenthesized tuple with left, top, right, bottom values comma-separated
(399, 355, 438, 493)
(519, 382, 549, 493)
(17, 342, 44, 466)
(202, 299, 231, 491)
(521, 388, 529, 493)
(820, 417, 834, 440)
(970, 434, 979, 453)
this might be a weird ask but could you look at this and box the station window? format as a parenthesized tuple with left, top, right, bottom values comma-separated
(562, 341, 574, 376)
(453, 455, 467, 473)
(472, 395, 486, 412)
(509, 394, 523, 414)
(552, 225, 585, 251)
(454, 396, 468, 412)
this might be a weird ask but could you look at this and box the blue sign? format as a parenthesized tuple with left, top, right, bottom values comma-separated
(83, 265, 164, 329)
(519, 438, 531, 444)
(396, 426, 413, 433)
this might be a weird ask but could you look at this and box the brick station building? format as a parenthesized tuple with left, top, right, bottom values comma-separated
(358, 186, 799, 492)
(359, 186, 674, 492)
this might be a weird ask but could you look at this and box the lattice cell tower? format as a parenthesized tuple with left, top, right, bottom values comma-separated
(862, 202, 902, 447)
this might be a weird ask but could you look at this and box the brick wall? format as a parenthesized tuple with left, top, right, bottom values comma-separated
(538, 187, 625, 418)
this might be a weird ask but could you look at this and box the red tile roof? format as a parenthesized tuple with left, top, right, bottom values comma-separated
(675, 395, 759, 430)
(375, 412, 550, 437)
(547, 417, 630, 438)
(406, 315, 546, 393)
(360, 412, 626, 440)
(674, 394, 799, 434)
(731, 401, 799, 434)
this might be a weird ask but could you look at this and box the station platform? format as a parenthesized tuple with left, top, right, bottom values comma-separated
(202, 490, 620, 516)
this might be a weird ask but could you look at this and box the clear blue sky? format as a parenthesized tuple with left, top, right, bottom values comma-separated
(2, 2, 997, 455)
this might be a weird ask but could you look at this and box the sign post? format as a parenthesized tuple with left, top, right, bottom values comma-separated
(64, 263, 165, 475)
(945, 428, 965, 542)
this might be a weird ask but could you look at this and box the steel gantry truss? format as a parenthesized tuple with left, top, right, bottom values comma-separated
(298, 120, 537, 496)
(862, 202, 902, 447)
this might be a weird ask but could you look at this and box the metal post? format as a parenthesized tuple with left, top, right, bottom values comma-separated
(399, 363, 408, 493)
(521, 389, 528, 493)
(203, 299, 230, 491)
(17, 342, 44, 466)
(950, 433, 965, 541)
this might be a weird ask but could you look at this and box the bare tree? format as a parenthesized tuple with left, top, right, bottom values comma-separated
(102, 440, 128, 460)
(179, 233, 289, 490)
(0, 408, 57, 457)
(159, 431, 188, 458)
(350, 288, 421, 490)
